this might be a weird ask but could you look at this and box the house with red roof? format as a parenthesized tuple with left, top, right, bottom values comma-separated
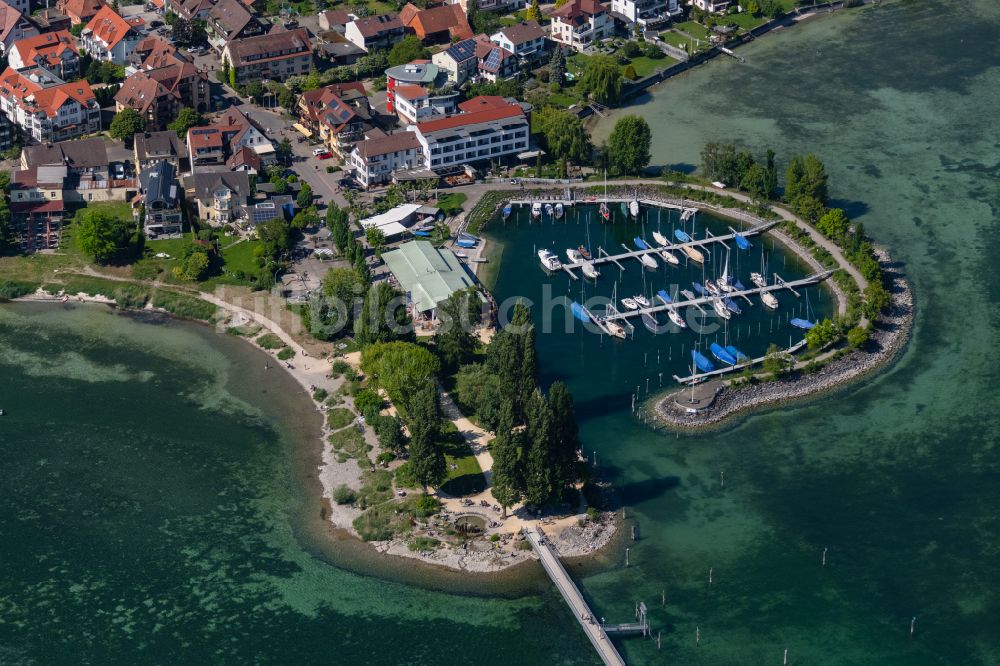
(0, 0, 40, 54)
(0, 66, 101, 142)
(399, 2, 471, 44)
(81, 5, 143, 65)
(8, 31, 80, 80)
(391, 84, 458, 125)
(296, 83, 372, 158)
(186, 106, 275, 172)
(221, 28, 313, 86)
(549, 0, 611, 51)
(56, 0, 104, 25)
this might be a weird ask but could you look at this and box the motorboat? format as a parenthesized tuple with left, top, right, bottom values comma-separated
(733, 231, 751, 250)
(606, 320, 626, 339)
(667, 307, 686, 328)
(502, 205, 512, 220)
(652, 231, 669, 246)
(456, 232, 479, 248)
(751, 271, 767, 288)
(599, 202, 610, 221)
(538, 249, 562, 271)
(545, 203, 554, 217)
(531, 202, 542, 219)
(712, 298, 731, 320)
(633, 295, 651, 308)
(554, 203, 564, 219)
(621, 297, 639, 310)
(629, 200, 639, 217)
(761, 291, 779, 309)
(566, 248, 585, 264)
(577, 245, 592, 260)
(581, 263, 600, 279)
(566, 249, 599, 279)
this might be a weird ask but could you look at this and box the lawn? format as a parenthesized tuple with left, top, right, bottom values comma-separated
(84, 200, 134, 222)
(146, 233, 194, 259)
(438, 424, 486, 497)
(673, 20, 710, 41)
(435, 193, 467, 216)
(221, 239, 263, 276)
(628, 55, 678, 77)
(725, 12, 768, 30)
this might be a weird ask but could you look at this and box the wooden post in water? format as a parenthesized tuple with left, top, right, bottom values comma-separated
(910, 616, 916, 639)
(631, 524, 636, 541)
(657, 631, 661, 650)
(822, 547, 827, 567)
(720, 471, 725, 488)
(783, 648, 788, 665)
(696, 626, 700, 646)
(625, 547, 630, 567)
(662, 589, 666, 607)
(709, 567, 713, 587)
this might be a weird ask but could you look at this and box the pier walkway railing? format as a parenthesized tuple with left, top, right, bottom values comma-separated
(523, 526, 626, 666)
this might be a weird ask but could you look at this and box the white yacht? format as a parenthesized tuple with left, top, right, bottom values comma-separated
(652, 231, 669, 246)
(712, 298, 731, 320)
(538, 249, 562, 271)
(633, 295, 651, 308)
(667, 307, 687, 328)
(621, 297, 639, 310)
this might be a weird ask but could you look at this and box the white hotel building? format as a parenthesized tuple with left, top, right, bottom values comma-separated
(408, 97, 529, 171)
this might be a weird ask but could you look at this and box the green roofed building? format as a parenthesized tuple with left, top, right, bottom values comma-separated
(381, 240, 477, 316)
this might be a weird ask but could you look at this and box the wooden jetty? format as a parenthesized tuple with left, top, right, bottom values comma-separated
(602, 271, 834, 322)
(523, 526, 626, 666)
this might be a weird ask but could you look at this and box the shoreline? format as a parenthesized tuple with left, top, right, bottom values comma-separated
(650, 248, 912, 431)
(12, 286, 622, 578)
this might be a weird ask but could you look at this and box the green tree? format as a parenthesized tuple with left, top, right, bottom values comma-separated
(535, 107, 591, 175)
(276, 138, 293, 164)
(794, 195, 826, 225)
(579, 55, 622, 105)
(548, 381, 581, 496)
(817, 208, 850, 240)
(549, 46, 565, 87)
(221, 56, 230, 81)
(434, 288, 480, 373)
(108, 107, 145, 140)
(183, 249, 210, 281)
(244, 80, 265, 102)
(361, 341, 441, 410)
(296, 182, 314, 209)
(739, 162, 769, 202)
(523, 388, 556, 507)
(375, 414, 406, 453)
(229, 64, 237, 89)
(525, 0, 542, 21)
(76, 209, 136, 264)
(355, 282, 412, 346)
(490, 399, 522, 516)
(454, 363, 504, 432)
(847, 326, 870, 349)
(167, 107, 202, 138)
(387, 35, 429, 67)
(364, 226, 386, 258)
(623, 63, 637, 81)
(408, 381, 445, 490)
(763, 148, 778, 199)
(801, 154, 829, 204)
(761, 343, 788, 378)
(805, 317, 839, 350)
(607, 114, 651, 176)
(257, 217, 291, 259)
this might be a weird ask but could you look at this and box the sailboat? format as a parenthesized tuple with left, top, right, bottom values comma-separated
(704, 280, 721, 296)
(751, 271, 767, 288)
(606, 320, 626, 339)
(667, 307, 686, 328)
(710, 343, 738, 366)
(633, 294, 651, 308)
(599, 170, 611, 221)
(674, 228, 705, 264)
(621, 297, 639, 310)
(578, 245, 592, 260)
(659, 246, 679, 265)
(723, 297, 741, 314)
(790, 290, 816, 329)
(554, 202, 564, 219)
(725, 345, 749, 363)
(629, 200, 639, 217)
(733, 231, 751, 250)
(652, 231, 669, 246)
(692, 349, 715, 373)
(567, 248, 599, 279)
(712, 297, 731, 320)
(641, 311, 664, 333)
(717, 248, 734, 292)
(761, 290, 779, 310)
(656, 289, 672, 306)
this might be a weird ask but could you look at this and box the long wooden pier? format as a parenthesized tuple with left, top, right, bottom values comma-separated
(523, 526, 626, 666)
(601, 271, 834, 322)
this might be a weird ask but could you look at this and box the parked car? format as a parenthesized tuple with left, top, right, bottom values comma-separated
(112, 163, 125, 179)
(316, 152, 333, 160)
(312, 147, 327, 156)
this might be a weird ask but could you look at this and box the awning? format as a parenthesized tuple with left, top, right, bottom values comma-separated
(292, 123, 313, 138)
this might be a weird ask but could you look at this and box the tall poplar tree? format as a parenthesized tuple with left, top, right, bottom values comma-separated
(523, 389, 556, 507)
(548, 381, 581, 495)
(490, 399, 522, 517)
(409, 381, 445, 491)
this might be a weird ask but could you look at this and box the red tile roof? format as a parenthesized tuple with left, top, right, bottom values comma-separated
(354, 131, 421, 159)
(458, 95, 510, 112)
(416, 101, 524, 134)
(551, 0, 606, 21)
(351, 13, 403, 38)
(10, 31, 77, 70)
(399, 2, 471, 41)
(84, 5, 135, 50)
(57, 0, 104, 23)
(0, 67, 95, 117)
(392, 84, 427, 101)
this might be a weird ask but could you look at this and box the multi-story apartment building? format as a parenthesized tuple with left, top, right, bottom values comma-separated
(0, 0, 39, 54)
(0, 66, 101, 143)
(431, 38, 478, 87)
(549, 0, 612, 52)
(206, 0, 265, 51)
(296, 84, 369, 159)
(349, 131, 423, 189)
(609, 0, 679, 23)
(8, 31, 80, 80)
(344, 13, 404, 52)
(134, 131, 188, 172)
(185, 106, 275, 171)
(182, 170, 251, 225)
(116, 45, 208, 130)
(221, 28, 313, 86)
(8, 165, 66, 251)
(391, 85, 458, 125)
(80, 5, 142, 65)
(691, 0, 730, 13)
(408, 96, 529, 170)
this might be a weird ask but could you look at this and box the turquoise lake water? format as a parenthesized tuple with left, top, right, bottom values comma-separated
(3, 1, 1000, 663)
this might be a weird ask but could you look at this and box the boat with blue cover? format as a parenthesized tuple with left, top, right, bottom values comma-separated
(692, 350, 714, 373)
(456, 232, 479, 248)
(710, 343, 738, 366)
(656, 289, 672, 305)
(692, 282, 706, 296)
(502, 205, 512, 220)
(724, 297, 741, 314)
(726, 345, 749, 363)
(734, 232, 751, 250)
(674, 229, 692, 242)
(634, 237, 649, 250)
(790, 318, 816, 330)
(571, 301, 590, 323)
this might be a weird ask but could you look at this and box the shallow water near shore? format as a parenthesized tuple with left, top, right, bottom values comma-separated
(2, 1, 1000, 663)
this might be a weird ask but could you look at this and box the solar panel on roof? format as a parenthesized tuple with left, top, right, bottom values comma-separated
(484, 48, 501, 71)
